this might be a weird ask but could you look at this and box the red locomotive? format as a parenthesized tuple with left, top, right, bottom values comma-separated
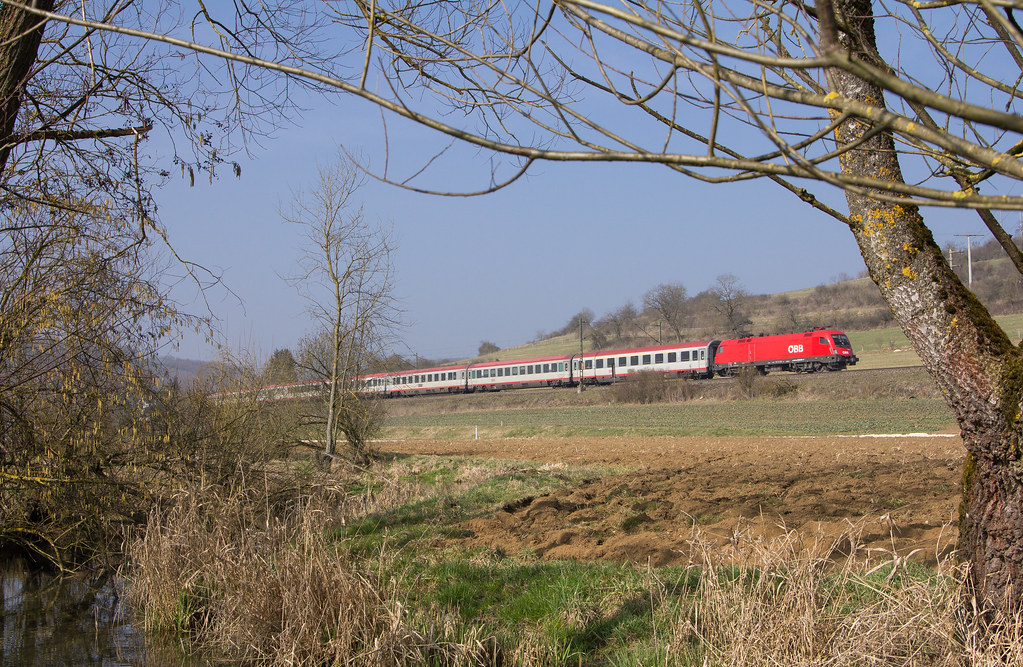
(713, 329, 857, 375)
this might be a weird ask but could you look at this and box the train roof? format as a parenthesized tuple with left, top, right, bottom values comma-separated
(383, 363, 468, 376)
(468, 354, 574, 369)
(718, 329, 848, 344)
(583, 341, 712, 356)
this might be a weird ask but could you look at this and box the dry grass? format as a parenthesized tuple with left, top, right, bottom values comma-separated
(125, 464, 1023, 666)
(671, 528, 1023, 666)
(123, 481, 499, 666)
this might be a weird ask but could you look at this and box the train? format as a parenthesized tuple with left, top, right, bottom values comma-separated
(222, 329, 857, 401)
(352, 328, 857, 398)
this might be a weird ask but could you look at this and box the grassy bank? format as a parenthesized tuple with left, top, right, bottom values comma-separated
(127, 456, 1019, 666)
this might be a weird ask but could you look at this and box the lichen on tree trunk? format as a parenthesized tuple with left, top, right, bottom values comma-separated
(825, 0, 1023, 610)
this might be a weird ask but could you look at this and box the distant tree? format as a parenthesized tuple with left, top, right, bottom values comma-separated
(602, 302, 639, 342)
(558, 309, 596, 338)
(710, 274, 752, 337)
(285, 157, 398, 466)
(264, 348, 298, 384)
(643, 284, 688, 343)
(477, 341, 500, 356)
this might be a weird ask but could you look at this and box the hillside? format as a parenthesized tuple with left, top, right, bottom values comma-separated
(447, 236, 1023, 368)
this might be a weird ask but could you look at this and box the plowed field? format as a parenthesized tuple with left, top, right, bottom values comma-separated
(380, 433, 964, 566)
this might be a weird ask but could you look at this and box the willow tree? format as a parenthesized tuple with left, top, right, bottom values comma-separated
(0, 0, 321, 560)
(13, 0, 1023, 608)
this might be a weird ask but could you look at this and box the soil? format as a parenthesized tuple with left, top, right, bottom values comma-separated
(380, 433, 965, 567)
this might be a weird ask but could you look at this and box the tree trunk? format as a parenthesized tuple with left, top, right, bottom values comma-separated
(828, 0, 1023, 610)
(0, 1, 53, 171)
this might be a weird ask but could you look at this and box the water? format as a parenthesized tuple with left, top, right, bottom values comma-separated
(1, 557, 195, 666)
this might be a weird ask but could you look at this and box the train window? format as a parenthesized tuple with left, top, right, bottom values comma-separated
(655, 353, 664, 364)
(701, 350, 706, 360)
(559, 362, 565, 372)
(585, 360, 592, 369)
(511, 367, 518, 376)
(642, 354, 651, 364)
(820, 337, 828, 345)
(497, 368, 504, 377)
(630, 355, 639, 366)
(596, 359, 604, 369)
(619, 356, 627, 367)
(680, 351, 690, 361)
(519, 366, 526, 374)
(543, 363, 550, 373)
(668, 352, 677, 363)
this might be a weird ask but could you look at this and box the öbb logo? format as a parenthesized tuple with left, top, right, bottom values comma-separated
(787, 344, 804, 354)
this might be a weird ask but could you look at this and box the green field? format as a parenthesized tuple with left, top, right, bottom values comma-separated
(383, 397, 955, 439)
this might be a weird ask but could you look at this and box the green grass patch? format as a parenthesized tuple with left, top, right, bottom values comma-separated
(383, 398, 954, 439)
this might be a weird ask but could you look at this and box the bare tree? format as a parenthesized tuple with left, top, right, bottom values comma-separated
(601, 302, 639, 342)
(15, 0, 1023, 608)
(643, 284, 688, 343)
(285, 157, 397, 467)
(711, 274, 752, 337)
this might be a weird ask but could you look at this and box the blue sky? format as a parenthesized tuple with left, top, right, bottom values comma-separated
(157, 96, 1003, 363)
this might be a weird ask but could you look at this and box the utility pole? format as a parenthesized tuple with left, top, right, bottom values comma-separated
(955, 234, 982, 286)
(578, 318, 587, 392)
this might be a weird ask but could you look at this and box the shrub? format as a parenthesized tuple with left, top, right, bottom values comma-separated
(733, 366, 762, 399)
(611, 372, 671, 404)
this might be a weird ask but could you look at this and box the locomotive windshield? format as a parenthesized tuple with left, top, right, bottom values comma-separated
(832, 334, 851, 348)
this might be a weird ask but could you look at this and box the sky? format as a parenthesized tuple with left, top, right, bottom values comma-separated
(157, 94, 1009, 364)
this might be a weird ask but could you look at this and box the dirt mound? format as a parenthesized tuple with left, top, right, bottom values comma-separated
(383, 434, 964, 566)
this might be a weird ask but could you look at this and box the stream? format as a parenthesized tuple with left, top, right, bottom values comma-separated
(1, 557, 196, 666)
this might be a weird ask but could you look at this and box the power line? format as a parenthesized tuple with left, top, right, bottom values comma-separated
(954, 234, 983, 286)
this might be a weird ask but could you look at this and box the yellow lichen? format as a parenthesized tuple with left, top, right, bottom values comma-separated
(903, 266, 918, 279)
